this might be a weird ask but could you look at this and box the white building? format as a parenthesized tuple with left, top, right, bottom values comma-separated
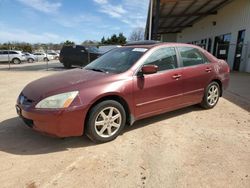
(145, 0, 250, 72)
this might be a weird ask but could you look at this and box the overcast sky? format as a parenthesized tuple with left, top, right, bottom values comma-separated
(0, 0, 149, 44)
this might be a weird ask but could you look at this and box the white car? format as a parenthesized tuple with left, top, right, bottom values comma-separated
(47, 52, 59, 60)
(0, 50, 26, 64)
(23, 52, 36, 63)
(33, 52, 53, 62)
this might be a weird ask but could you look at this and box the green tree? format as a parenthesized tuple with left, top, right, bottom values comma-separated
(117, 33, 126, 44)
(110, 34, 118, 44)
(64, 40, 75, 45)
(100, 33, 126, 45)
(101, 36, 105, 44)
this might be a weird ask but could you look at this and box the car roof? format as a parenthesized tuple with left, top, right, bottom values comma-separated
(123, 41, 204, 50)
(0, 50, 21, 52)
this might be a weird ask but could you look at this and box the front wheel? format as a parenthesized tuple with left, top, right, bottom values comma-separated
(200, 82, 220, 109)
(86, 100, 126, 143)
(12, 58, 21, 64)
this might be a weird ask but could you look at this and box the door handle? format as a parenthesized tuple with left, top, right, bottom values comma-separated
(205, 67, 212, 72)
(172, 74, 182, 79)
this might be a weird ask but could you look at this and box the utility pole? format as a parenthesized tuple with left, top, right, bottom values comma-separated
(8, 42, 10, 70)
(149, 0, 154, 40)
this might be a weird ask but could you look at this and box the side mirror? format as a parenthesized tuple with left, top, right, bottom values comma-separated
(140, 65, 158, 75)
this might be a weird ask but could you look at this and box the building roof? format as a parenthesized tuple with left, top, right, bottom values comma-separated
(145, 0, 234, 40)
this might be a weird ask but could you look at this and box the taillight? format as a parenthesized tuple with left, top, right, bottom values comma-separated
(223, 60, 230, 73)
(226, 64, 230, 73)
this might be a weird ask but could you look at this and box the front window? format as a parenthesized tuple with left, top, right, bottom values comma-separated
(85, 47, 147, 73)
(143, 47, 178, 71)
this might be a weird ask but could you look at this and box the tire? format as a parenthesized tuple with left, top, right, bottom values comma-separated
(12, 58, 21, 64)
(28, 58, 34, 63)
(86, 100, 126, 143)
(200, 81, 220, 109)
(63, 62, 71, 69)
(43, 57, 49, 61)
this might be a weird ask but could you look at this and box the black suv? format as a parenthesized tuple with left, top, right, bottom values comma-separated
(59, 45, 102, 68)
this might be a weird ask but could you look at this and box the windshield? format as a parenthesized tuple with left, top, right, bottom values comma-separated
(85, 47, 147, 73)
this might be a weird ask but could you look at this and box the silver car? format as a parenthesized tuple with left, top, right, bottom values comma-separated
(23, 52, 36, 63)
(47, 52, 59, 60)
(33, 52, 53, 62)
(0, 50, 26, 64)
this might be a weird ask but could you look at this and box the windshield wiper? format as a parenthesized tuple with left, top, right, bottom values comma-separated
(86, 68, 107, 73)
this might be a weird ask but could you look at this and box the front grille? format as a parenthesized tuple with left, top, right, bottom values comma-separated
(19, 93, 34, 106)
(22, 117, 34, 128)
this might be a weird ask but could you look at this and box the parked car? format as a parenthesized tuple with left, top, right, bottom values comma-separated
(98, 45, 121, 54)
(0, 50, 26, 64)
(16, 42, 230, 143)
(59, 45, 102, 68)
(47, 52, 59, 60)
(23, 52, 36, 63)
(33, 52, 53, 62)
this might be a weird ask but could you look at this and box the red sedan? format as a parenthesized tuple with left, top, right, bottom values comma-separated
(16, 41, 230, 143)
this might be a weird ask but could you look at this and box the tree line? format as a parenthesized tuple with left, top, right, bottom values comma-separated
(0, 27, 145, 52)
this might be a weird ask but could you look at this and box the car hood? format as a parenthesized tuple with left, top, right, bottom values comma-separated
(22, 69, 113, 101)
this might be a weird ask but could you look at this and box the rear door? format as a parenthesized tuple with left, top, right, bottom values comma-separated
(133, 47, 183, 119)
(34, 53, 44, 61)
(177, 46, 214, 105)
(76, 46, 88, 66)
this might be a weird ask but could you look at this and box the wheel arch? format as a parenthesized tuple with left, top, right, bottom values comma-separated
(84, 95, 133, 134)
(12, 57, 21, 63)
(210, 79, 223, 97)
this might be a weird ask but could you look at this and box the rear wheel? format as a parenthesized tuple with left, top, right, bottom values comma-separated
(201, 82, 220, 109)
(28, 58, 34, 63)
(43, 57, 49, 61)
(86, 100, 126, 143)
(12, 58, 21, 64)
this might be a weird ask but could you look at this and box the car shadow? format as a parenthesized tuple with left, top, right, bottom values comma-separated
(0, 105, 202, 155)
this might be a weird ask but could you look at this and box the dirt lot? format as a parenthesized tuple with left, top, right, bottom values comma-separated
(0, 62, 250, 188)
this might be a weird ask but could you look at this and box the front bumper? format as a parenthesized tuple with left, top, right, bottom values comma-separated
(16, 104, 88, 137)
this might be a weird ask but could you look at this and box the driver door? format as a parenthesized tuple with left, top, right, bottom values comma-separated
(133, 47, 183, 119)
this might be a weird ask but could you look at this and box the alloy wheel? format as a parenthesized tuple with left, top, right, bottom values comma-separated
(207, 85, 219, 106)
(94, 107, 122, 138)
(13, 59, 20, 64)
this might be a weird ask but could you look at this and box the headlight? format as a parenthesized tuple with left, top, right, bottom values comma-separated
(35, 91, 79, 109)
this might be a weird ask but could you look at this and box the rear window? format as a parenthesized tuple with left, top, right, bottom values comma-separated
(85, 47, 99, 53)
(178, 47, 205, 67)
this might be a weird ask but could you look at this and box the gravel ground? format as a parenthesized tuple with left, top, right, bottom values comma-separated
(0, 61, 249, 188)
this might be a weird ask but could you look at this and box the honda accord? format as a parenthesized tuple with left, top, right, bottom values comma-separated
(16, 41, 230, 143)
